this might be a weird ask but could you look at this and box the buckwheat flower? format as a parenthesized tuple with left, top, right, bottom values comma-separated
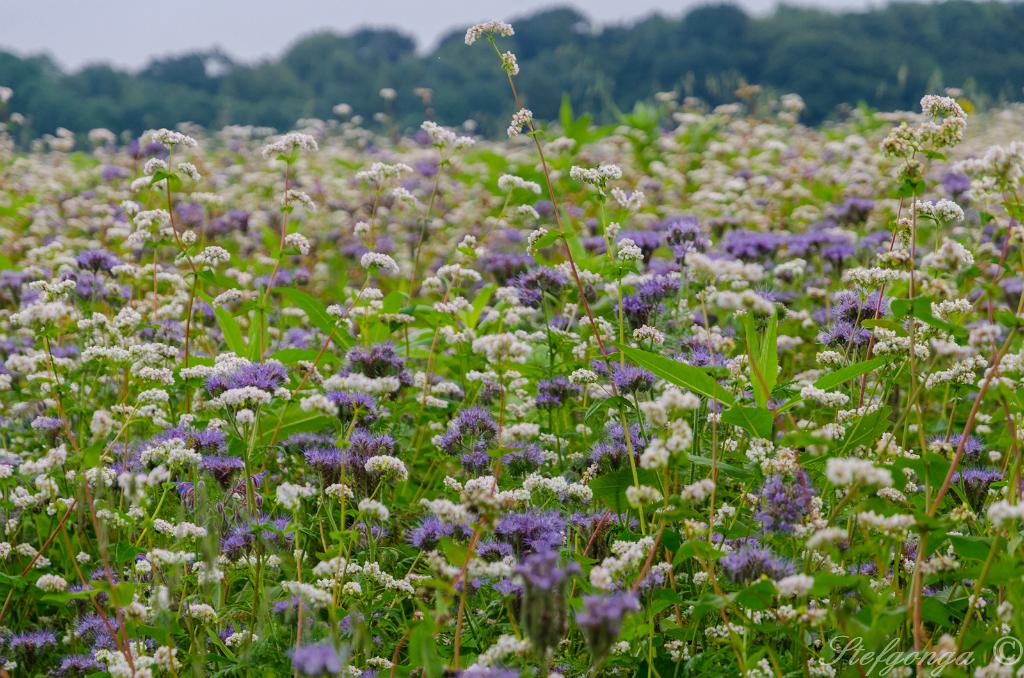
(527, 227, 549, 253)
(917, 198, 964, 224)
(800, 384, 849, 407)
(365, 455, 408, 482)
(501, 51, 519, 75)
(177, 162, 201, 181)
(277, 482, 316, 511)
(920, 94, 966, 120)
(282, 189, 316, 212)
(987, 499, 1024, 528)
(857, 510, 915, 536)
(804, 528, 846, 550)
(921, 237, 974, 271)
(360, 252, 400, 276)
(284, 233, 311, 255)
(261, 131, 319, 159)
(188, 603, 217, 623)
(144, 158, 167, 176)
(570, 163, 623, 186)
(671, 480, 713, 506)
(379, 87, 396, 100)
(36, 573, 67, 592)
(616, 238, 643, 263)
(151, 128, 198, 148)
(195, 246, 230, 268)
(570, 369, 599, 385)
(639, 441, 669, 469)
(465, 19, 514, 45)
(507, 108, 533, 138)
(626, 484, 662, 507)
(611, 188, 645, 211)
(358, 498, 390, 522)
(825, 458, 892, 488)
(420, 120, 475, 149)
(497, 174, 541, 194)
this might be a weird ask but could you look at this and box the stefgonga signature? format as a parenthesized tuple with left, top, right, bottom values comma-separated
(827, 634, 1017, 676)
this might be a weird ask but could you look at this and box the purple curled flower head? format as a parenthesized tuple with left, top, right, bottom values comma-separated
(291, 642, 342, 676)
(206, 361, 288, 395)
(535, 377, 581, 409)
(8, 629, 57, 653)
(514, 549, 580, 592)
(199, 455, 245, 486)
(611, 363, 656, 394)
(720, 543, 792, 583)
(755, 469, 815, 533)
(75, 249, 121, 273)
(576, 592, 641, 660)
(511, 266, 568, 307)
(722, 228, 782, 260)
(438, 406, 498, 458)
(953, 467, 1003, 510)
(494, 510, 566, 556)
(325, 391, 379, 426)
(833, 197, 875, 225)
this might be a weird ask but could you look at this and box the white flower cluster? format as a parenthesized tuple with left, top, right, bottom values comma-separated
(276, 482, 317, 511)
(507, 108, 533, 138)
(589, 536, 656, 590)
(680, 478, 715, 503)
(260, 131, 319, 159)
(464, 20, 514, 46)
(570, 163, 622, 186)
(800, 384, 850, 407)
(360, 252, 400, 276)
(825, 458, 893, 488)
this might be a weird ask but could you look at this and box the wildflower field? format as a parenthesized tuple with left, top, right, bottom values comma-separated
(3, 19, 1024, 678)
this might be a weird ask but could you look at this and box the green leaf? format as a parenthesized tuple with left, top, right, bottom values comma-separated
(731, 580, 777, 611)
(461, 283, 495, 329)
(214, 307, 246, 355)
(743, 314, 777, 408)
(532, 228, 563, 251)
(814, 355, 894, 390)
(837, 405, 892, 455)
(721, 406, 773, 438)
(408, 623, 443, 678)
(260, 406, 335, 444)
(948, 535, 992, 561)
(618, 344, 735, 406)
(589, 466, 658, 511)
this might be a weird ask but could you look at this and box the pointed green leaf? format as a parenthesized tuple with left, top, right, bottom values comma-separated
(814, 355, 894, 391)
(721, 406, 774, 439)
(618, 344, 735, 406)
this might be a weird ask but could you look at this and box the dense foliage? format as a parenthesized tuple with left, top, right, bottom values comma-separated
(2, 17, 1024, 678)
(2, 1, 1024, 138)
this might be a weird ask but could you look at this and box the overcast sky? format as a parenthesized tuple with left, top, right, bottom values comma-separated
(3, 0, 873, 71)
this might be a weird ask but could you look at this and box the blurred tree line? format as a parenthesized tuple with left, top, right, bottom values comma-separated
(1, 1, 1022, 138)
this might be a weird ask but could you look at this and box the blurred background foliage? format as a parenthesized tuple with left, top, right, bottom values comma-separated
(1, 1, 1023, 138)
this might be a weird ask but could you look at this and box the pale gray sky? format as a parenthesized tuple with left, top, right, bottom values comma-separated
(2, 0, 873, 71)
